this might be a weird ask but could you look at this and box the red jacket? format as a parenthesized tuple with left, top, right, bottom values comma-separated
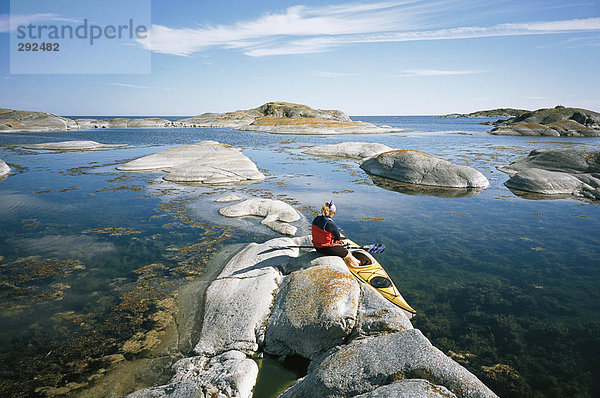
(312, 215, 343, 248)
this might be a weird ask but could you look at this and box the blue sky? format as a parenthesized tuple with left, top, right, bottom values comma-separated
(0, 0, 599, 116)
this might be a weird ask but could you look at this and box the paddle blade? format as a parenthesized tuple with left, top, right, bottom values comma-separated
(364, 243, 385, 254)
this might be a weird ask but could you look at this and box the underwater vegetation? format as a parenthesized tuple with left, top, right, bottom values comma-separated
(413, 280, 600, 398)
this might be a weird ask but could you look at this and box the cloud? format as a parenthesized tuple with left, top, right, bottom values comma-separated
(132, 0, 600, 57)
(106, 82, 174, 90)
(395, 69, 483, 77)
(312, 71, 358, 78)
(247, 17, 600, 56)
(0, 13, 81, 33)
(136, 1, 421, 56)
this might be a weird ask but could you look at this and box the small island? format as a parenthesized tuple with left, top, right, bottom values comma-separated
(442, 108, 530, 118)
(490, 106, 600, 137)
(0, 102, 399, 135)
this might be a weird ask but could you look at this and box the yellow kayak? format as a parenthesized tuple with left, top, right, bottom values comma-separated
(343, 239, 416, 319)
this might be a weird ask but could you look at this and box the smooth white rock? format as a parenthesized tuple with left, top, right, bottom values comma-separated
(214, 194, 243, 202)
(305, 142, 394, 161)
(117, 141, 265, 185)
(0, 159, 9, 177)
(24, 140, 126, 151)
(218, 198, 300, 236)
(360, 149, 490, 188)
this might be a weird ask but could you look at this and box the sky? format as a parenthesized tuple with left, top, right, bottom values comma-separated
(0, 0, 599, 116)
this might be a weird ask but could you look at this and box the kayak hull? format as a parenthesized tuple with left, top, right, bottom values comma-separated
(344, 239, 416, 319)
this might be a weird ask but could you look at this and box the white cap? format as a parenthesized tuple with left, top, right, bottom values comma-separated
(327, 200, 336, 212)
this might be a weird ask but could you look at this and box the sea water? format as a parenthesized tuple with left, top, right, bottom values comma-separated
(0, 117, 599, 397)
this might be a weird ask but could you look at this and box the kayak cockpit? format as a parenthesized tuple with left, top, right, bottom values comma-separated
(351, 250, 373, 266)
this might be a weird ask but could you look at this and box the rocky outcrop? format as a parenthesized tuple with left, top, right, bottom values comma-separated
(75, 118, 177, 129)
(214, 194, 243, 203)
(264, 259, 361, 360)
(305, 142, 394, 161)
(497, 148, 600, 199)
(117, 141, 265, 185)
(127, 236, 497, 398)
(218, 198, 300, 236)
(1, 102, 400, 134)
(490, 106, 600, 137)
(0, 159, 9, 177)
(443, 108, 529, 118)
(0, 108, 78, 132)
(360, 149, 489, 189)
(280, 329, 496, 398)
(23, 141, 126, 151)
(178, 102, 400, 135)
(127, 351, 258, 398)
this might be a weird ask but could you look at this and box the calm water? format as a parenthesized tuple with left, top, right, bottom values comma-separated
(1, 117, 599, 398)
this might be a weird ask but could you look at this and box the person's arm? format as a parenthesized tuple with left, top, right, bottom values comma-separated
(325, 219, 343, 242)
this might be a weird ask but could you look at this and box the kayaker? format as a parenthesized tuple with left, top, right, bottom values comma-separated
(312, 200, 362, 267)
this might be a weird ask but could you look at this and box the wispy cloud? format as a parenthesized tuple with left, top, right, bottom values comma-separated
(395, 69, 483, 77)
(106, 83, 174, 90)
(0, 13, 81, 33)
(246, 17, 600, 56)
(312, 71, 359, 78)
(133, 0, 600, 58)
(136, 1, 426, 56)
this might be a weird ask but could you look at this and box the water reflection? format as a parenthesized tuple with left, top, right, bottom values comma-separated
(368, 175, 484, 198)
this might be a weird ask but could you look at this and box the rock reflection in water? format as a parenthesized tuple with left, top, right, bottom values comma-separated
(369, 175, 484, 198)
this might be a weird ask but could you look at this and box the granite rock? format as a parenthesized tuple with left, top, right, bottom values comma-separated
(353, 379, 457, 398)
(264, 259, 360, 359)
(126, 350, 258, 398)
(218, 198, 300, 236)
(490, 106, 600, 137)
(0, 159, 9, 177)
(0, 108, 77, 132)
(126, 236, 497, 398)
(497, 148, 600, 199)
(23, 140, 126, 151)
(279, 329, 498, 398)
(305, 142, 394, 161)
(360, 149, 489, 188)
(192, 237, 297, 357)
(213, 194, 243, 202)
(117, 141, 265, 185)
(354, 282, 414, 337)
(76, 118, 176, 129)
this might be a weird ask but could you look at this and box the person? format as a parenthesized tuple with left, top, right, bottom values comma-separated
(312, 200, 362, 267)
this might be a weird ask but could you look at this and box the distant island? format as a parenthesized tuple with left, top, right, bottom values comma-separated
(3, 103, 599, 137)
(0, 102, 399, 135)
(442, 108, 530, 118)
(490, 106, 600, 137)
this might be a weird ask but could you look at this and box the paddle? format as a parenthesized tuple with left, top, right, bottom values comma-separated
(269, 243, 385, 254)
